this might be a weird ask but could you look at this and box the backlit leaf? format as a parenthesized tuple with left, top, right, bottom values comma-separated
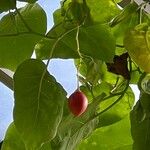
(124, 23, 150, 73)
(77, 115, 133, 150)
(13, 59, 67, 149)
(99, 85, 134, 127)
(0, 3, 47, 70)
(35, 24, 115, 62)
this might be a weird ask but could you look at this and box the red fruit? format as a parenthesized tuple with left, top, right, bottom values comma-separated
(68, 90, 88, 116)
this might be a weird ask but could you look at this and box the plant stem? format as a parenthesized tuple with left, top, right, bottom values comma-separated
(46, 26, 81, 67)
(0, 69, 13, 90)
(76, 25, 83, 90)
(86, 82, 95, 99)
(77, 59, 81, 90)
(139, 5, 143, 24)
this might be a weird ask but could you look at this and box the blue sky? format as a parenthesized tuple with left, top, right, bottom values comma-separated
(0, 0, 77, 140)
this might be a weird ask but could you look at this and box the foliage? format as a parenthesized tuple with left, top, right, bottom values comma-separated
(0, 0, 150, 150)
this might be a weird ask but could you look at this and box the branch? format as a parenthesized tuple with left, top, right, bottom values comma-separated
(0, 69, 13, 91)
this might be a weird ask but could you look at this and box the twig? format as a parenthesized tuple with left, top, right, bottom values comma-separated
(0, 69, 13, 90)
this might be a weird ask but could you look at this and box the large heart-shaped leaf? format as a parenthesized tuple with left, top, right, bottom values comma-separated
(86, 0, 120, 23)
(0, 3, 47, 70)
(13, 59, 67, 149)
(35, 24, 115, 62)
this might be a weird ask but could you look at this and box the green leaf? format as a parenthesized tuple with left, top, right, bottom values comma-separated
(86, 0, 120, 23)
(77, 115, 133, 150)
(35, 24, 115, 62)
(100, 62, 119, 84)
(111, 2, 139, 46)
(124, 23, 150, 73)
(62, 0, 93, 25)
(112, 7, 139, 45)
(110, 2, 138, 27)
(75, 58, 104, 85)
(80, 82, 112, 102)
(99, 85, 135, 127)
(13, 59, 67, 149)
(0, 3, 47, 70)
(1, 123, 52, 150)
(1, 123, 26, 150)
(78, 78, 134, 127)
(0, 0, 16, 13)
(130, 93, 150, 150)
(53, 0, 119, 25)
(51, 93, 106, 150)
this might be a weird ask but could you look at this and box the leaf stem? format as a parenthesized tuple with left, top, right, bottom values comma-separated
(77, 59, 81, 90)
(76, 25, 82, 58)
(139, 5, 143, 24)
(138, 2, 147, 24)
(86, 82, 95, 99)
(45, 26, 81, 67)
(76, 25, 83, 90)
